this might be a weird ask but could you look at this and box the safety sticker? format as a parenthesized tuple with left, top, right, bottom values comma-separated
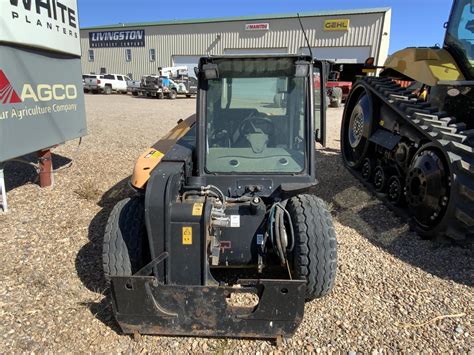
(230, 215, 240, 228)
(145, 150, 165, 159)
(192, 202, 203, 216)
(182, 226, 192, 245)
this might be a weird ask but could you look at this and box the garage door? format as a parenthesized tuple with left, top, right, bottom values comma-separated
(300, 46, 371, 64)
(172, 55, 204, 77)
(224, 48, 288, 55)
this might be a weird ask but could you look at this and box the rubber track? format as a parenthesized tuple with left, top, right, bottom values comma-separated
(348, 77, 474, 241)
(286, 194, 337, 301)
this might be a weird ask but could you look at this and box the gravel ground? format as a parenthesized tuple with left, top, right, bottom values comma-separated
(1, 94, 472, 353)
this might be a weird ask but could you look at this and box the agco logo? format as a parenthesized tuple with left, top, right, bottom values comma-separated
(0, 70, 22, 105)
(0, 69, 77, 105)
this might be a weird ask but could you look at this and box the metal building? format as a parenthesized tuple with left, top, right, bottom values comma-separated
(80, 7, 391, 80)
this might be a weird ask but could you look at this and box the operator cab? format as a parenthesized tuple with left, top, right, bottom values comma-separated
(445, 0, 474, 80)
(195, 55, 326, 194)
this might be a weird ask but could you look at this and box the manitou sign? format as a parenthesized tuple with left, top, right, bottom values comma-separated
(0, 0, 87, 211)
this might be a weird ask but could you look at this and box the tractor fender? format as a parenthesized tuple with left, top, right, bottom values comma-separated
(131, 115, 196, 189)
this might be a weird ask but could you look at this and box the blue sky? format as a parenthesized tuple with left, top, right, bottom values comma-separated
(77, 0, 452, 53)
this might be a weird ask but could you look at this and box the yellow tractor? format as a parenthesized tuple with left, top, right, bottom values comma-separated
(341, 0, 473, 241)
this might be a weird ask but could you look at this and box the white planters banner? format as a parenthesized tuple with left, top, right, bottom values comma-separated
(0, 0, 81, 56)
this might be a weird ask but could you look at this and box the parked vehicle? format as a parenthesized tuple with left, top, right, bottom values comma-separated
(160, 66, 189, 78)
(340, 0, 474, 242)
(160, 66, 198, 98)
(127, 78, 142, 96)
(83, 74, 100, 93)
(141, 75, 167, 98)
(103, 55, 337, 339)
(140, 75, 186, 99)
(99, 74, 131, 94)
(168, 76, 198, 98)
(84, 73, 131, 94)
(326, 70, 352, 107)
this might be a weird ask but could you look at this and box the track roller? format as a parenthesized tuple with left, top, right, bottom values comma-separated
(361, 158, 375, 181)
(387, 175, 404, 205)
(405, 148, 449, 231)
(373, 165, 388, 192)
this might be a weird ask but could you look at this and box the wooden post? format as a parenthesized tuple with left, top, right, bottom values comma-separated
(37, 149, 54, 188)
(0, 164, 7, 212)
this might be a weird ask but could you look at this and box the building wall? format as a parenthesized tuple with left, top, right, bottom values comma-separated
(80, 10, 390, 79)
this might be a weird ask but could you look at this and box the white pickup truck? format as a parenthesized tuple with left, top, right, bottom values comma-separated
(83, 74, 131, 94)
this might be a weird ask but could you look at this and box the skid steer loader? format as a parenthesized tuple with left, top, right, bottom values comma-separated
(103, 55, 337, 339)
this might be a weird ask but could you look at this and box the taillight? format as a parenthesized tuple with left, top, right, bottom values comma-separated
(97, 79, 101, 84)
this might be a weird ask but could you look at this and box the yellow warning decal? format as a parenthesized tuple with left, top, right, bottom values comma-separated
(192, 203, 204, 216)
(182, 226, 192, 245)
(151, 150, 164, 159)
(144, 149, 165, 159)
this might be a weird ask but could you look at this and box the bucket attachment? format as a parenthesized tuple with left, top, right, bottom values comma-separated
(110, 276, 306, 339)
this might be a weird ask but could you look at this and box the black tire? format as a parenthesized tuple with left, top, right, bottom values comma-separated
(169, 89, 177, 100)
(132, 92, 138, 96)
(186, 94, 192, 98)
(341, 87, 374, 168)
(286, 194, 337, 301)
(329, 87, 343, 108)
(103, 197, 149, 279)
(104, 85, 112, 95)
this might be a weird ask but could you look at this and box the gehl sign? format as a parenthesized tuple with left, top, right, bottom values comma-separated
(324, 19, 350, 31)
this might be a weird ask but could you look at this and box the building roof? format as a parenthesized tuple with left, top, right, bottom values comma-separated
(80, 7, 391, 31)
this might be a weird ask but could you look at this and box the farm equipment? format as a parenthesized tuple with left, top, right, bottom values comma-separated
(326, 68, 353, 107)
(168, 75, 198, 98)
(141, 75, 171, 99)
(103, 55, 337, 339)
(341, 0, 473, 241)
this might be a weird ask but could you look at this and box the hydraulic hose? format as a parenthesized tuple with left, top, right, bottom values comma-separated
(267, 201, 295, 265)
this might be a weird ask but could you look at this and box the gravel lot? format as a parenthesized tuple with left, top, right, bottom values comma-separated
(1, 94, 472, 352)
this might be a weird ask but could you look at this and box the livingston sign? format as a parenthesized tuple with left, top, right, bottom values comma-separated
(324, 19, 350, 31)
(89, 30, 146, 48)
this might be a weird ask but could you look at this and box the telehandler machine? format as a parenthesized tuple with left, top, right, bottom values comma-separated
(103, 55, 337, 339)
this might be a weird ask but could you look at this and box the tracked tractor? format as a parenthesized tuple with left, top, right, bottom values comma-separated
(103, 55, 337, 339)
(341, 0, 473, 242)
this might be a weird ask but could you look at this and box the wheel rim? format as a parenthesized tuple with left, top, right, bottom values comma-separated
(342, 91, 372, 168)
(405, 149, 449, 229)
(387, 175, 403, 204)
(361, 158, 373, 180)
(349, 110, 365, 148)
(374, 166, 386, 192)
